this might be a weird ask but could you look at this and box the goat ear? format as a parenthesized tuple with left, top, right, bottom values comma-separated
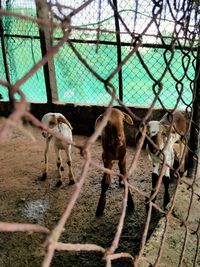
(162, 124, 177, 135)
(57, 116, 73, 130)
(123, 112, 133, 125)
(160, 124, 172, 136)
(48, 114, 57, 128)
(160, 124, 166, 134)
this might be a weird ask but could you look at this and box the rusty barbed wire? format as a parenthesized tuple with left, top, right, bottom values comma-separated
(0, 1, 200, 267)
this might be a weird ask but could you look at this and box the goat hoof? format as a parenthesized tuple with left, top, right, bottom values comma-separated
(96, 199, 106, 217)
(56, 180, 62, 187)
(127, 203, 135, 212)
(69, 180, 75, 185)
(164, 194, 170, 210)
(128, 197, 135, 212)
(118, 177, 125, 187)
(119, 181, 125, 188)
(95, 207, 104, 217)
(39, 173, 47, 181)
(96, 201, 105, 217)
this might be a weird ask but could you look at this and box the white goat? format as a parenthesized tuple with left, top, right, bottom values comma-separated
(146, 111, 188, 209)
(159, 110, 188, 176)
(40, 112, 75, 187)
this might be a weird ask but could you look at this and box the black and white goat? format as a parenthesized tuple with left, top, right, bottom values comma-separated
(146, 111, 188, 209)
(40, 112, 75, 187)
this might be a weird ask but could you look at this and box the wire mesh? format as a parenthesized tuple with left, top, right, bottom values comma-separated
(0, 0, 200, 267)
(0, 0, 199, 107)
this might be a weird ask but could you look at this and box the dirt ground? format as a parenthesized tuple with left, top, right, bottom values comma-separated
(0, 120, 176, 267)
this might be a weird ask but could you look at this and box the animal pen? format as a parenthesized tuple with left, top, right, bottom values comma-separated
(0, 0, 200, 267)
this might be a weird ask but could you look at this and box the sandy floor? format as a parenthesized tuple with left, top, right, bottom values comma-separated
(0, 121, 176, 267)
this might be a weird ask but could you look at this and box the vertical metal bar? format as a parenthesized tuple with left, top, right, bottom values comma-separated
(0, 0, 12, 102)
(187, 45, 200, 178)
(113, 0, 123, 101)
(38, 28, 53, 103)
(0, 23, 10, 83)
(36, 0, 58, 104)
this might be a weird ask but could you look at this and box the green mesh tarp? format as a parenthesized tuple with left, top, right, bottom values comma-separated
(0, 0, 198, 108)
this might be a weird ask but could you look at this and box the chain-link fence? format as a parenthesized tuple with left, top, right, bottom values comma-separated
(0, 0, 200, 267)
(0, 0, 199, 108)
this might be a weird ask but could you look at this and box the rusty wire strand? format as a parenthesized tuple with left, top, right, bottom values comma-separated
(0, 1, 200, 267)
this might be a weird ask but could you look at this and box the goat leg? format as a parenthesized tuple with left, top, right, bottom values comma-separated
(40, 137, 51, 181)
(96, 173, 111, 217)
(55, 148, 63, 187)
(65, 146, 75, 185)
(67, 160, 75, 185)
(151, 172, 159, 202)
(118, 158, 134, 211)
(146, 172, 159, 211)
(118, 159, 126, 187)
(127, 190, 135, 212)
(163, 176, 170, 209)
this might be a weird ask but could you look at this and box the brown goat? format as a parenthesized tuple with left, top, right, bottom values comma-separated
(160, 110, 189, 177)
(95, 108, 135, 216)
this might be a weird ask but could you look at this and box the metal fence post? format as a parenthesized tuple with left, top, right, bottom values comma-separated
(35, 0, 58, 104)
(0, 0, 12, 104)
(113, 0, 123, 101)
(187, 44, 200, 178)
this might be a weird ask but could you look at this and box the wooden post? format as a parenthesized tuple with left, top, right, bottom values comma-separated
(187, 45, 200, 178)
(36, 0, 58, 103)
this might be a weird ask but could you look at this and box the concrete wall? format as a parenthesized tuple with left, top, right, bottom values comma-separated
(0, 101, 167, 146)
